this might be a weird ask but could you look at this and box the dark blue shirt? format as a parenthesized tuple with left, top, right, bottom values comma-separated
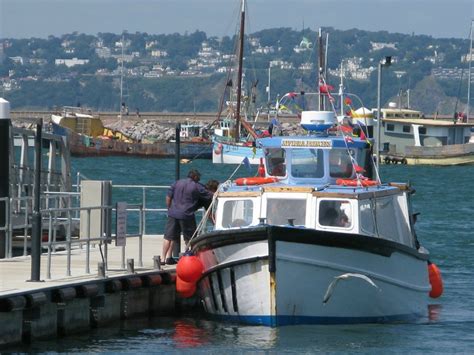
(167, 178, 212, 219)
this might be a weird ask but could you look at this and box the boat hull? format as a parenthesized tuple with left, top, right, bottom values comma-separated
(190, 226, 430, 326)
(57, 123, 212, 158)
(382, 143, 474, 166)
(212, 141, 263, 164)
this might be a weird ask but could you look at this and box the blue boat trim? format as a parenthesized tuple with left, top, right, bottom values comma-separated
(209, 313, 425, 326)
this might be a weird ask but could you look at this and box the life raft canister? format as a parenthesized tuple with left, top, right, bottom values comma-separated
(336, 178, 379, 187)
(235, 177, 279, 186)
(428, 261, 443, 298)
(214, 143, 223, 155)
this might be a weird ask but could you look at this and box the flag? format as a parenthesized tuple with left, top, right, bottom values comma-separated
(344, 97, 352, 106)
(359, 129, 367, 140)
(353, 164, 365, 173)
(319, 84, 334, 93)
(242, 157, 251, 172)
(344, 136, 354, 144)
(252, 146, 257, 157)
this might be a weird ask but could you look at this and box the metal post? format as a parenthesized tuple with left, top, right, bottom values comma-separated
(376, 62, 382, 170)
(30, 119, 43, 281)
(0, 98, 11, 259)
(175, 123, 181, 180)
(173, 123, 181, 258)
(376, 56, 392, 171)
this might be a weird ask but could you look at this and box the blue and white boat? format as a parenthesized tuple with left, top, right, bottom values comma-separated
(189, 109, 439, 326)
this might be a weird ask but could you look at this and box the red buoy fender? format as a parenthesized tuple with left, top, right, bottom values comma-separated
(336, 178, 379, 187)
(176, 277, 197, 298)
(235, 177, 279, 186)
(428, 262, 443, 298)
(176, 255, 204, 283)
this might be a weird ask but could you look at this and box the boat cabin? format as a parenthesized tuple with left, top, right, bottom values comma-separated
(381, 118, 474, 155)
(207, 135, 418, 250)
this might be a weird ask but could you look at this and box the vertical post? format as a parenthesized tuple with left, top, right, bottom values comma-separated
(175, 123, 181, 181)
(173, 123, 181, 258)
(376, 62, 382, 170)
(30, 119, 43, 281)
(0, 98, 10, 259)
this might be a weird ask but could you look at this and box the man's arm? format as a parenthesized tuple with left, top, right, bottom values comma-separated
(166, 195, 172, 208)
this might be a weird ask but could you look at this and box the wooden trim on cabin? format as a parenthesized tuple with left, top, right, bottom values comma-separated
(263, 186, 314, 193)
(388, 182, 410, 191)
(312, 187, 401, 199)
(218, 191, 262, 198)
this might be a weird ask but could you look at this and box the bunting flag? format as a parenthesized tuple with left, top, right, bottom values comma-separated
(344, 97, 352, 106)
(339, 125, 353, 134)
(353, 164, 365, 173)
(252, 146, 257, 157)
(242, 157, 251, 171)
(319, 84, 334, 93)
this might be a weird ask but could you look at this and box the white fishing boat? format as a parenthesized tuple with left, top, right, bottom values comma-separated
(181, 64, 445, 324)
(187, 108, 442, 325)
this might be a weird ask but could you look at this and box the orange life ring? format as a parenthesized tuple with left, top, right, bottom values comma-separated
(336, 178, 379, 187)
(214, 143, 223, 155)
(235, 177, 279, 186)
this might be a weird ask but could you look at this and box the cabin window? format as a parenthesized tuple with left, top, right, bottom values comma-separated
(266, 198, 306, 226)
(222, 200, 254, 228)
(419, 127, 427, 135)
(386, 124, 395, 132)
(374, 196, 404, 243)
(318, 200, 352, 228)
(266, 148, 286, 177)
(359, 200, 376, 236)
(290, 149, 324, 178)
(402, 125, 411, 133)
(329, 149, 354, 178)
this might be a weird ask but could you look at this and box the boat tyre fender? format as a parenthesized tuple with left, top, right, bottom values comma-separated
(214, 143, 223, 155)
(336, 178, 379, 187)
(401, 158, 408, 165)
(384, 156, 391, 165)
(235, 177, 279, 186)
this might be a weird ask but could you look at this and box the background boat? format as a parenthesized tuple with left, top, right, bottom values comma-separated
(51, 107, 212, 159)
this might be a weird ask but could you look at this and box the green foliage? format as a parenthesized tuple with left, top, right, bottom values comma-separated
(3, 27, 471, 113)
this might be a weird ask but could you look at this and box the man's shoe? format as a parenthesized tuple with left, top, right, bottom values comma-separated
(165, 257, 177, 265)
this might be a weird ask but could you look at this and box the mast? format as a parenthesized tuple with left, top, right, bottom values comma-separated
(119, 34, 124, 127)
(317, 28, 325, 111)
(234, 0, 245, 140)
(467, 20, 473, 121)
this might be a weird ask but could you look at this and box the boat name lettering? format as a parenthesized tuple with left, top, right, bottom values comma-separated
(281, 139, 332, 148)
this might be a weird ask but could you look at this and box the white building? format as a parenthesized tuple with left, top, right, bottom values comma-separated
(55, 58, 89, 67)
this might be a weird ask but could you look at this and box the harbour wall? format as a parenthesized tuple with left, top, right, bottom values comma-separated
(0, 270, 184, 348)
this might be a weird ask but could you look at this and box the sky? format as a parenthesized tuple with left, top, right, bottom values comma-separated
(1, 0, 473, 40)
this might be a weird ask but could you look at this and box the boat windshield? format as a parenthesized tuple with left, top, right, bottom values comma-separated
(266, 148, 286, 177)
(290, 149, 324, 178)
(329, 149, 354, 178)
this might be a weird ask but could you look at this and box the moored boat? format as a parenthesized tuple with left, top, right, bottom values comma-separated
(51, 107, 212, 158)
(186, 109, 440, 326)
(377, 105, 474, 165)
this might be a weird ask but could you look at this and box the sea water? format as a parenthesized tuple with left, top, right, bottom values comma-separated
(12, 158, 474, 353)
